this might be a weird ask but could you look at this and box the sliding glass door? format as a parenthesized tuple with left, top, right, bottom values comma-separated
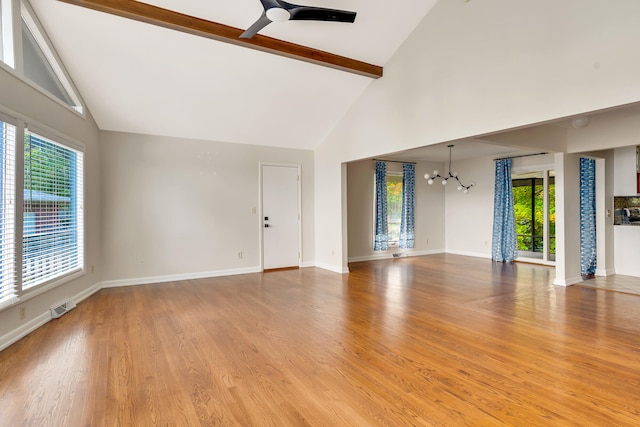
(512, 170, 555, 263)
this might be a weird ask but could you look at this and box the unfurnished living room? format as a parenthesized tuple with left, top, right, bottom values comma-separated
(2, 0, 640, 425)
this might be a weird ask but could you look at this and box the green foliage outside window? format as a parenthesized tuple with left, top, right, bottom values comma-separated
(387, 174, 403, 244)
(24, 135, 72, 198)
(513, 177, 555, 255)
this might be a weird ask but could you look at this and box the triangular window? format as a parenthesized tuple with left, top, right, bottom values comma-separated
(20, 2, 83, 114)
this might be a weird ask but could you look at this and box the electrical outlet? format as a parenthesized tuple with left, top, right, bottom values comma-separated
(91, 265, 95, 273)
(251, 207, 256, 214)
(237, 251, 243, 259)
(19, 306, 25, 320)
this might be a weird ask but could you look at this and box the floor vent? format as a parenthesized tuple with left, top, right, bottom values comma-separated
(392, 253, 408, 258)
(50, 300, 76, 319)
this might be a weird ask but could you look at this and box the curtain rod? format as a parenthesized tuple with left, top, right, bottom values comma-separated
(372, 159, 417, 165)
(493, 152, 549, 161)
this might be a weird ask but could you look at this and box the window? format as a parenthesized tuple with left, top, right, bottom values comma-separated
(20, 2, 83, 113)
(0, 119, 83, 309)
(0, 0, 15, 68)
(0, 118, 16, 306)
(386, 172, 403, 246)
(373, 162, 415, 251)
(23, 130, 83, 289)
(512, 170, 555, 262)
(0, 1, 83, 113)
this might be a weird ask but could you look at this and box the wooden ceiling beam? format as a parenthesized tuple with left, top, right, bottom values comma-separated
(58, 0, 383, 79)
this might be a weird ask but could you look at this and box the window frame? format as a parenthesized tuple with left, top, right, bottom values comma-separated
(372, 165, 411, 250)
(0, 0, 16, 68)
(0, 111, 17, 310)
(385, 171, 403, 247)
(0, 0, 84, 116)
(0, 109, 85, 312)
(22, 127, 84, 290)
(511, 166, 555, 265)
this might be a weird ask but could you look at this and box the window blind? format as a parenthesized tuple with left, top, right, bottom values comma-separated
(0, 119, 16, 304)
(22, 130, 83, 289)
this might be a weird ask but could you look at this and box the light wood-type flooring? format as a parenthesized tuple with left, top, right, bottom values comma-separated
(1, 254, 640, 426)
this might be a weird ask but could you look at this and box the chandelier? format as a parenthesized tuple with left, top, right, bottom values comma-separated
(424, 144, 475, 193)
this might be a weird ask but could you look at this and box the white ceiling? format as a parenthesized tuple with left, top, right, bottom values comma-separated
(382, 139, 541, 164)
(31, 0, 439, 150)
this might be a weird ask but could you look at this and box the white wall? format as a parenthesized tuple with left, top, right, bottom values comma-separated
(346, 159, 445, 261)
(612, 146, 640, 275)
(554, 153, 582, 285)
(315, 0, 640, 272)
(613, 145, 637, 196)
(567, 108, 640, 277)
(444, 156, 495, 258)
(0, 67, 101, 349)
(100, 131, 314, 284)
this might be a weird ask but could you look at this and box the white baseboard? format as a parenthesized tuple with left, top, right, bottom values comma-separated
(0, 311, 51, 352)
(553, 276, 584, 286)
(101, 266, 262, 288)
(595, 268, 615, 277)
(0, 281, 102, 352)
(314, 262, 349, 274)
(73, 282, 102, 304)
(445, 249, 492, 259)
(348, 249, 444, 263)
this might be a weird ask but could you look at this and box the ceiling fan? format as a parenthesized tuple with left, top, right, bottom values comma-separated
(240, 0, 357, 39)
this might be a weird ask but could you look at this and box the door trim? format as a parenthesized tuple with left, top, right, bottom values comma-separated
(259, 162, 302, 271)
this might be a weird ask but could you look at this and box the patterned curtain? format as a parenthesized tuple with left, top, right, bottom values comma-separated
(374, 161, 388, 251)
(399, 163, 415, 249)
(491, 159, 518, 262)
(580, 157, 597, 276)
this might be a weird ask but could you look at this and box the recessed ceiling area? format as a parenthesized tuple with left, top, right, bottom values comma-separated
(381, 139, 541, 164)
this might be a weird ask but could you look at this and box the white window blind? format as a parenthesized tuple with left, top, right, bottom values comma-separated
(22, 130, 83, 289)
(0, 119, 16, 305)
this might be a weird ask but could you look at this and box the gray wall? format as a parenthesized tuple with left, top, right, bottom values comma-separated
(100, 131, 315, 283)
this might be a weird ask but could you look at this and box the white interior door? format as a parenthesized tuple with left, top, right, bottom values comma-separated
(262, 164, 300, 270)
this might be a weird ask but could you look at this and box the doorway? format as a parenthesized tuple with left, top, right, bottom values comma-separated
(261, 163, 301, 270)
(512, 169, 556, 264)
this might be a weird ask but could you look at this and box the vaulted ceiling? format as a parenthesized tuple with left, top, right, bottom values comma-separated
(31, 0, 439, 149)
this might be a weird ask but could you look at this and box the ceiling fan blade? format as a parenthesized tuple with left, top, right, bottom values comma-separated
(240, 12, 273, 38)
(260, 0, 284, 9)
(288, 7, 356, 23)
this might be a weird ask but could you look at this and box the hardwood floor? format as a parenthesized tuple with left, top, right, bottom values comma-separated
(578, 273, 640, 295)
(1, 254, 640, 426)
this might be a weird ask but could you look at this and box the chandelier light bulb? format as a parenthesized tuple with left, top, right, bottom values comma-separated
(424, 173, 430, 179)
(442, 179, 447, 185)
(433, 170, 439, 176)
(452, 171, 458, 177)
(457, 186, 463, 191)
(427, 179, 434, 185)
(464, 189, 469, 194)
